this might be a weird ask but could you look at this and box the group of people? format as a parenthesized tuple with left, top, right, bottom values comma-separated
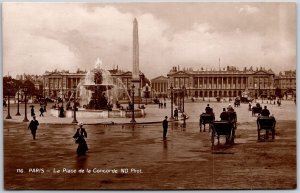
(27, 115, 88, 156)
(30, 105, 46, 117)
(158, 101, 167, 109)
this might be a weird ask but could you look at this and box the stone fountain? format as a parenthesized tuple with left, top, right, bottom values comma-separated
(51, 58, 145, 119)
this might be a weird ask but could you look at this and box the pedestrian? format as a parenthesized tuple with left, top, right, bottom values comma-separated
(31, 106, 35, 117)
(162, 116, 168, 139)
(39, 106, 44, 117)
(182, 112, 186, 128)
(261, 106, 270, 117)
(3, 99, 7, 107)
(28, 116, 39, 140)
(277, 99, 281, 107)
(44, 101, 47, 112)
(174, 108, 179, 120)
(164, 101, 166, 108)
(73, 122, 88, 156)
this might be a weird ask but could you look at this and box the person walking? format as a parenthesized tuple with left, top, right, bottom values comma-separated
(73, 122, 88, 156)
(174, 108, 179, 120)
(28, 116, 39, 140)
(39, 106, 44, 117)
(31, 106, 35, 117)
(162, 116, 168, 140)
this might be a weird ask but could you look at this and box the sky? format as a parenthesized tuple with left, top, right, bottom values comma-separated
(3, 2, 296, 79)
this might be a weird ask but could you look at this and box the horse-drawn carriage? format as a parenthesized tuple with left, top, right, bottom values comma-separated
(257, 116, 276, 140)
(211, 121, 235, 146)
(252, 106, 262, 116)
(241, 96, 253, 103)
(234, 97, 241, 107)
(210, 112, 237, 146)
(199, 113, 215, 132)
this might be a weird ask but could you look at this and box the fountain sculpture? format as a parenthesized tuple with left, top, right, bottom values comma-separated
(50, 58, 145, 119)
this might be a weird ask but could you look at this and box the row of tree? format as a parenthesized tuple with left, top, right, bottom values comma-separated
(3, 76, 43, 98)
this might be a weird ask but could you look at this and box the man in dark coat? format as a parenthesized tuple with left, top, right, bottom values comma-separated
(205, 104, 212, 114)
(162, 116, 168, 140)
(261, 106, 270, 117)
(28, 116, 39, 140)
(31, 106, 35, 117)
(39, 106, 44, 117)
(220, 108, 229, 121)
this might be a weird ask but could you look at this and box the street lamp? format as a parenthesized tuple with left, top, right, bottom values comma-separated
(138, 87, 141, 108)
(169, 84, 174, 120)
(61, 74, 64, 109)
(130, 84, 136, 123)
(72, 86, 78, 123)
(15, 87, 21, 116)
(22, 87, 29, 122)
(5, 81, 13, 119)
(182, 85, 185, 113)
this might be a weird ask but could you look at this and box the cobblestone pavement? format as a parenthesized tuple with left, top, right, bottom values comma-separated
(3, 100, 297, 190)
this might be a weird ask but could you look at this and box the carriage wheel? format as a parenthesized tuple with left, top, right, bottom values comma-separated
(266, 130, 269, 140)
(211, 130, 215, 146)
(272, 129, 275, 139)
(230, 128, 235, 144)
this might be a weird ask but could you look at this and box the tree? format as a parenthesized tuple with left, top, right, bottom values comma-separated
(3, 77, 20, 97)
(23, 79, 36, 97)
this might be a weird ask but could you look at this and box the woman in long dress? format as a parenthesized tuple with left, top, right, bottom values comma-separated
(73, 122, 88, 156)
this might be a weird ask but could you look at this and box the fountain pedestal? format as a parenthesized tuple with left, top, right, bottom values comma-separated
(50, 108, 145, 118)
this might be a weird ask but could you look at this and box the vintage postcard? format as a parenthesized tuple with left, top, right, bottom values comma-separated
(2, 2, 296, 190)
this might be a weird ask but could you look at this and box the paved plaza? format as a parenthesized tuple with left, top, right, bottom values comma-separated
(3, 99, 297, 189)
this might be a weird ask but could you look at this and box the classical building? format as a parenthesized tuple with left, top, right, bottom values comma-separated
(42, 68, 148, 100)
(43, 69, 85, 99)
(150, 76, 168, 97)
(167, 66, 276, 98)
(274, 70, 296, 97)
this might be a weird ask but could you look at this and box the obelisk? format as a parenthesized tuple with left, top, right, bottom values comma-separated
(132, 18, 140, 93)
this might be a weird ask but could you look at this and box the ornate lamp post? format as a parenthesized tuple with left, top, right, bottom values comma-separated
(15, 87, 21, 116)
(169, 84, 174, 120)
(5, 81, 13, 119)
(130, 84, 136, 123)
(61, 74, 64, 109)
(138, 87, 141, 108)
(22, 87, 29, 122)
(182, 85, 185, 113)
(72, 86, 78, 124)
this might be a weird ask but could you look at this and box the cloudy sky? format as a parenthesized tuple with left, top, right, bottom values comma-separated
(3, 2, 296, 79)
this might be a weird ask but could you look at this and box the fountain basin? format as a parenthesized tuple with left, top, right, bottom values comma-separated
(50, 108, 145, 118)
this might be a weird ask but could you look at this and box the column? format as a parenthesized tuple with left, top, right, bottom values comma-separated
(226, 77, 228, 89)
(221, 77, 224, 89)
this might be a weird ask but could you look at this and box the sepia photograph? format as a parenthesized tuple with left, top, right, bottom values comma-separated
(2, 2, 296, 190)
